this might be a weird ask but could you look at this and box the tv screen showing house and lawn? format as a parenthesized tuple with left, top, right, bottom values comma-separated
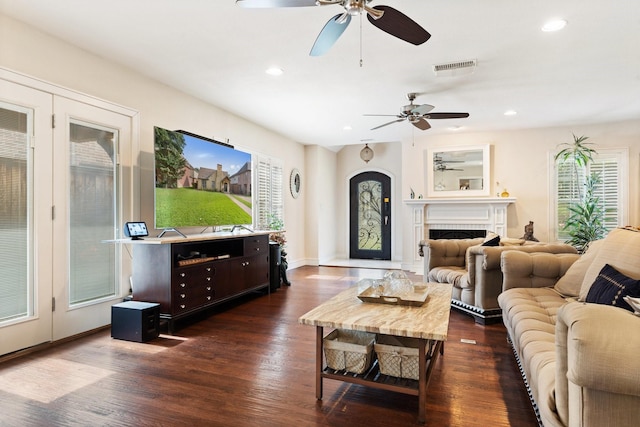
(154, 126, 253, 231)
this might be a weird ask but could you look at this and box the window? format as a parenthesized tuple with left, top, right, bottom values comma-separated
(255, 155, 283, 229)
(553, 148, 628, 241)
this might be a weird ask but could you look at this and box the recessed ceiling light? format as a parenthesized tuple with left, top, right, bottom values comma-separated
(542, 19, 567, 32)
(343, 125, 352, 131)
(504, 110, 518, 116)
(265, 67, 284, 76)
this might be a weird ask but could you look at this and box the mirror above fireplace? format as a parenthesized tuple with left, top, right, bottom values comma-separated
(426, 144, 490, 197)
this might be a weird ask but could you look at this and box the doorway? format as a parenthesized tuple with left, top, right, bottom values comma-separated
(349, 171, 391, 260)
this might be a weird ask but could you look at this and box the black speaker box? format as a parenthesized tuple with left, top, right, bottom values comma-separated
(111, 301, 160, 342)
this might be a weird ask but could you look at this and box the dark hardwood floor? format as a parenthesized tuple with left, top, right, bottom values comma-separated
(0, 266, 538, 426)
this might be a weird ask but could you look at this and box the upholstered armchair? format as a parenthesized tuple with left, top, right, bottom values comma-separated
(420, 238, 577, 323)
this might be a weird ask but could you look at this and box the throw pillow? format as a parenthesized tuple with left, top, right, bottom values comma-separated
(579, 227, 640, 301)
(482, 231, 500, 247)
(585, 263, 640, 312)
(554, 239, 603, 297)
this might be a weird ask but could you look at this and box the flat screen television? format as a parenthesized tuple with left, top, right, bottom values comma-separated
(154, 126, 253, 233)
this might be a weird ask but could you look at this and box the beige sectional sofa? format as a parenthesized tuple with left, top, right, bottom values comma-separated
(498, 227, 640, 427)
(419, 238, 576, 323)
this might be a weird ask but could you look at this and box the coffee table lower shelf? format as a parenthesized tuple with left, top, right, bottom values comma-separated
(315, 326, 444, 423)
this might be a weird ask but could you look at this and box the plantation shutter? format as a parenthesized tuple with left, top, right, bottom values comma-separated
(589, 154, 621, 231)
(556, 161, 585, 241)
(255, 155, 283, 229)
(554, 149, 626, 241)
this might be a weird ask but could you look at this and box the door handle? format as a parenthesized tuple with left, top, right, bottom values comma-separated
(384, 216, 388, 225)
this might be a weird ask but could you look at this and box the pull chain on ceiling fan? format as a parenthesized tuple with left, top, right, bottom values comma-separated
(236, 0, 431, 56)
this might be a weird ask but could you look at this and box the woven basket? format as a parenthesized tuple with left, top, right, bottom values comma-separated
(374, 335, 422, 380)
(323, 329, 375, 374)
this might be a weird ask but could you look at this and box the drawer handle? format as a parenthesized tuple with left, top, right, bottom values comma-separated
(206, 267, 212, 272)
(255, 247, 260, 252)
(180, 283, 186, 288)
(180, 294, 186, 299)
(206, 277, 211, 281)
(206, 286, 212, 291)
(206, 296, 211, 301)
(180, 304, 186, 309)
(180, 273, 186, 278)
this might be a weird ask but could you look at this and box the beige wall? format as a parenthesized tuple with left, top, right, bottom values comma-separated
(2, 12, 639, 271)
(0, 13, 307, 266)
(402, 121, 640, 241)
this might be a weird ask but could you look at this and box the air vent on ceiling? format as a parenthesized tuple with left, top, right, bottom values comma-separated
(433, 59, 477, 77)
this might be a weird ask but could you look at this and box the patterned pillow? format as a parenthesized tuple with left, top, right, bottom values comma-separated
(481, 231, 500, 247)
(585, 263, 640, 312)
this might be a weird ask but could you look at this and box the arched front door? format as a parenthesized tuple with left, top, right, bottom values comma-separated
(349, 172, 391, 260)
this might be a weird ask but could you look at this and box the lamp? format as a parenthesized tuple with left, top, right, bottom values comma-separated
(360, 143, 374, 163)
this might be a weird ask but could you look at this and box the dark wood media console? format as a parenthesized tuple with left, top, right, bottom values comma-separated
(130, 232, 270, 332)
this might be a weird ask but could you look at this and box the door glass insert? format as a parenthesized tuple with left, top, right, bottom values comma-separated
(357, 180, 382, 251)
(0, 105, 32, 323)
(68, 121, 117, 305)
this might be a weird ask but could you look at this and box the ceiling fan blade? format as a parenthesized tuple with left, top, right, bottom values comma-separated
(235, 0, 318, 7)
(412, 119, 431, 130)
(411, 103, 435, 115)
(371, 118, 405, 130)
(425, 112, 469, 119)
(366, 6, 431, 45)
(310, 14, 351, 56)
(363, 114, 402, 117)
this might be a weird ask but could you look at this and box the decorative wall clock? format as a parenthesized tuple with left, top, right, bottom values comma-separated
(290, 168, 301, 199)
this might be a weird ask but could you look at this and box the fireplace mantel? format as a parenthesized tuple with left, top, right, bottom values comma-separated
(403, 197, 516, 273)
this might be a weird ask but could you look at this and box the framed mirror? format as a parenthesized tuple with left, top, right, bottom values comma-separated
(426, 144, 490, 197)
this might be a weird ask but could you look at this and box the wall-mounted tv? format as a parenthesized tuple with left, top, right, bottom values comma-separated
(154, 126, 253, 233)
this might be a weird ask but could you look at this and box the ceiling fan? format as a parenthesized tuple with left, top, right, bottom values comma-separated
(236, 0, 431, 56)
(365, 93, 469, 131)
(434, 163, 463, 172)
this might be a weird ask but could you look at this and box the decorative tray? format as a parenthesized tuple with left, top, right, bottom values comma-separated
(357, 286, 429, 307)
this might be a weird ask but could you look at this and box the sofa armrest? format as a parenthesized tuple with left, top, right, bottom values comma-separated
(555, 303, 640, 426)
(501, 251, 580, 291)
(420, 238, 483, 272)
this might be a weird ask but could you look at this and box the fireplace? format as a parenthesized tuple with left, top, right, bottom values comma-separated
(404, 197, 516, 274)
(429, 229, 487, 240)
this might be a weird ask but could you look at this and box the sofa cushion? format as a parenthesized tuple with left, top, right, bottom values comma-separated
(585, 263, 640, 311)
(500, 237, 526, 246)
(553, 239, 603, 297)
(579, 227, 640, 301)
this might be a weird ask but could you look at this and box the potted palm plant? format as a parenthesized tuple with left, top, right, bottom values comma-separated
(554, 134, 607, 253)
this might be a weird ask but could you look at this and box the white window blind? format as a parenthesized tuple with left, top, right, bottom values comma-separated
(255, 155, 283, 229)
(0, 105, 31, 323)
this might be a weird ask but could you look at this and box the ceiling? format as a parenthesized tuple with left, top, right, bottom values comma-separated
(1, 0, 639, 150)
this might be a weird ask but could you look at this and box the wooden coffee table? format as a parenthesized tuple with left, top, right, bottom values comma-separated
(298, 281, 452, 423)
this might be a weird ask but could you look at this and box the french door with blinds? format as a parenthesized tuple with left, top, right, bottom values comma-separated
(0, 75, 134, 355)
